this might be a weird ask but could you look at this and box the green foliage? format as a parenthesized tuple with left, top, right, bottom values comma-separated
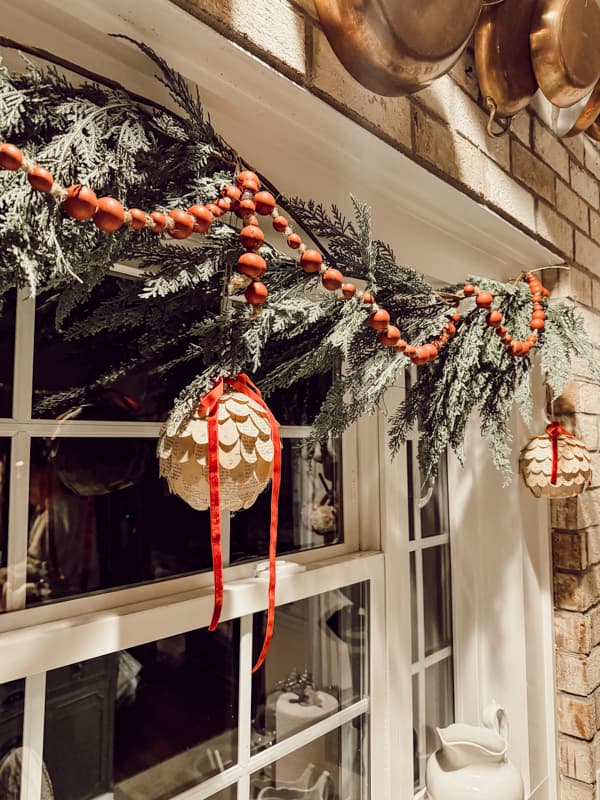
(0, 42, 598, 482)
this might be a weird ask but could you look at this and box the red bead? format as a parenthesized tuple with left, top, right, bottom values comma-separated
(486, 310, 503, 327)
(206, 202, 222, 218)
(541, 286, 550, 298)
(531, 310, 546, 321)
(167, 209, 195, 239)
(27, 166, 53, 192)
(404, 346, 417, 357)
(128, 208, 147, 230)
(414, 346, 428, 361)
(530, 318, 545, 331)
(287, 233, 302, 249)
(236, 171, 261, 190)
(446, 322, 456, 337)
(239, 178, 259, 194)
(63, 185, 98, 220)
(342, 283, 357, 299)
(237, 252, 267, 279)
(150, 211, 167, 234)
(511, 341, 525, 356)
(245, 281, 268, 306)
(94, 197, 125, 232)
(527, 334, 538, 345)
(246, 215, 259, 227)
(300, 249, 323, 273)
(240, 224, 265, 250)
(502, 335, 512, 345)
(476, 291, 493, 309)
(254, 191, 276, 216)
(188, 204, 213, 233)
(531, 293, 542, 303)
(452, 312, 461, 323)
(321, 268, 343, 291)
(424, 343, 439, 360)
(380, 326, 401, 346)
(0, 143, 23, 170)
(273, 216, 288, 232)
(362, 293, 375, 305)
(217, 197, 231, 212)
(238, 198, 256, 218)
(395, 340, 408, 352)
(222, 185, 241, 202)
(369, 309, 390, 331)
(463, 284, 476, 296)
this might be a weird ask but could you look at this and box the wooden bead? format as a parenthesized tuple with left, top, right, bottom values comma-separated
(531, 310, 546, 321)
(27, 166, 53, 192)
(238, 198, 256, 218)
(502, 335, 512, 345)
(452, 312, 461, 323)
(527, 334, 538, 345)
(395, 340, 408, 352)
(362, 293, 375, 305)
(246, 215, 259, 227)
(287, 233, 302, 249)
(188, 204, 213, 233)
(380, 326, 401, 346)
(475, 291, 493, 309)
(217, 197, 231, 212)
(273, 216, 288, 232)
(167, 209, 195, 239)
(530, 318, 545, 330)
(0, 143, 23, 170)
(221, 185, 241, 202)
(239, 178, 259, 194)
(369, 309, 390, 331)
(531, 293, 542, 303)
(245, 281, 268, 306)
(94, 197, 125, 232)
(414, 346, 428, 361)
(254, 191, 276, 216)
(341, 283, 356, 299)
(486, 310, 503, 327)
(63, 184, 98, 220)
(150, 211, 167, 234)
(300, 249, 323, 273)
(511, 341, 525, 356)
(237, 252, 267, 279)
(446, 322, 456, 336)
(206, 202, 222, 218)
(496, 325, 507, 337)
(128, 208, 147, 230)
(321, 268, 343, 290)
(404, 345, 417, 357)
(463, 284, 476, 296)
(240, 224, 265, 250)
(236, 171, 261, 190)
(424, 343, 439, 360)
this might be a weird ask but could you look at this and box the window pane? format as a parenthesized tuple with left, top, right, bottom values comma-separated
(22, 438, 211, 606)
(425, 658, 454, 757)
(231, 436, 342, 563)
(420, 454, 449, 538)
(0, 678, 25, 798)
(406, 440, 415, 541)
(412, 674, 420, 790)
(209, 790, 235, 800)
(43, 623, 238, 799)
(251, 716, 368, 799)
(423, 545, 452, 657)
(410, 552, 417, 662)
(0, 439, 10, 608)
(0, 291, 15, 419)
(251, 584, 368, 755)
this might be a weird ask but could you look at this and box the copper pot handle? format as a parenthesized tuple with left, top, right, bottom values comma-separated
(481, 0, 506, 5)
(485, 96, 513, 137)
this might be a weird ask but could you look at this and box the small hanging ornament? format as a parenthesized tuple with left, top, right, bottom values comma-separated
(519, 422, 592, 498)
(158, 374, 281, 671)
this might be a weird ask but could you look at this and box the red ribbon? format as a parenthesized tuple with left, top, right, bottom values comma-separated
(546, 421, 575, 485)
(199, 373, 281, 672)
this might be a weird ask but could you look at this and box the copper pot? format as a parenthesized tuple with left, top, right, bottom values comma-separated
(475, 0, 538, 118)
(538, 79, 600, 136)
(530, 0, 600, 108)
(314, 0, 483, 96)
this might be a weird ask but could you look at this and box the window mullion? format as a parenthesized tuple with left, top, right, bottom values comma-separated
(12, 292, 35, 423)
(237, 615, 253, 779)
(6, 431, 30, 612)
(20, 671, 46, 800)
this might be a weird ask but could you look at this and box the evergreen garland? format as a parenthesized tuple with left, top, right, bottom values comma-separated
(0, 41, 598, 482)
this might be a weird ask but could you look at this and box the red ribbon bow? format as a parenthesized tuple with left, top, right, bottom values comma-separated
(546, 421, 575, 486)
(200, 373, 281, 672)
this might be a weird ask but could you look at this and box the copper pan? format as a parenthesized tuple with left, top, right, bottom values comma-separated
(475, 0, 538, 118)
(587, 119, 600, 140)
(313, 0, 483, 96)
(530, 0, 600, 108)
(536, 80, 600, 136)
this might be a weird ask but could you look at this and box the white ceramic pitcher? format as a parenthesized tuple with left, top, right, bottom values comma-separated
(425, 702, 524, 800)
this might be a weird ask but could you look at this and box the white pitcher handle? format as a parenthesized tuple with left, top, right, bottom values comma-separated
(482, 701, 509, 741)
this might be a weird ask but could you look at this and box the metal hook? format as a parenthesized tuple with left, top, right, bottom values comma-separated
(485, 97, 512, 138)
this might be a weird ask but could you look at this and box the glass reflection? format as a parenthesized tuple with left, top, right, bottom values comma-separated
(251, 584, 367, 755)
(0, 678, 25, 799)
(43, 624, 238, 800)
(425, 658, 454, 756)
(231, 437, 342, 563)
(423, 545, 452, 657)
(0, 440, 10, 610)
(0, 291, 15, 419)
(420, 454, 449, 538)
(251, 717, 368, 800)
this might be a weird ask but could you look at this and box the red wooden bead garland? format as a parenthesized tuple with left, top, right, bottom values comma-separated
(255, 191, 276, 216)
(63, 185, 98, 220)
(27, 166, 54, 193)
(128, 208, 147, 230)
(273, 216, 288, 232)
(240, 225, 265, 250)
(94, 197, 125, 232)
(188, 204, 213, 233)
(150, 211, 167, 234)
(0, 143, 23, 170)
(237, 252, 267, 279)
(369, 309, 390, 331)
(321, 269, 343, 290)
(245, 281, 268, 306)
(167, 209, 195, 239)
(287, 233, 302, 249)
(300, 249, 323, 273)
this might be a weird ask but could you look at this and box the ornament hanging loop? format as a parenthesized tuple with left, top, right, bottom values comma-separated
(485, 97, 512, 138)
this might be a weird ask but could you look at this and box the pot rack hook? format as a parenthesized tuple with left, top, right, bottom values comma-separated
(485, 96, 512, 138)
(481, 0, 507, 4)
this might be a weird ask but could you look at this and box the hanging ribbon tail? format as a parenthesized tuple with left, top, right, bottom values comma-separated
(546, 421, 575, 486)
(200, 378, 225, 632)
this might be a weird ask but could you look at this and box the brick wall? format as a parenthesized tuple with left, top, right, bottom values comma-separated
(173, 1, 600, 796)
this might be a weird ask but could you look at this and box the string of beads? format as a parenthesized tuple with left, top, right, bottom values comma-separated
(0, 143, 550, 364)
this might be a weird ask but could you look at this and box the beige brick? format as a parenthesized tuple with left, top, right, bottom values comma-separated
(557, 181, 590, 233)
(552, 267, 593, 305)
(554, 530, 588, 571)
(576, 232, 600, 277)
(591, 606, 600, 649)
(554, 382, 582, 414)
(572, 162, 600, 209)
(558, 691, 597, 738)
(580, 381, 600, 414)
(591, 452, 600, 488)
(579, 308, 600, 345)
(453, 134, 485, 196)
(552, 489, 600, 531)
(413, 108, 459, 179)
(176, 0, 307, 74)
(557, 647, 600, 695)
(449, 48, 479, 101)
(560, 776, 596, 799)
(593, 280, 600, 311)
(512, 140, 555, 203)
(534, 119, 570, 180)
(555, 610, 592, 654)
(560, 733, 600, 782)
(312, 29, 412, 149)
(511, 110, 532, 147)
(565, 136, 586, 165)
(590, 210, 600, 243)
(555, 564, 600, 612)
(587, 528, 600, 566)
(536, 202, 574, 259)
(481, 155, 536, 231)
(585, 140, 600, 180)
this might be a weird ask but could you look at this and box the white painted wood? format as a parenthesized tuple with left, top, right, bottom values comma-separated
(20, 672, 46, 800)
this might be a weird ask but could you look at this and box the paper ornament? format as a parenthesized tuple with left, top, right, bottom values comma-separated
(158, 374, 281, 672)
(519, 422, 592, 499)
